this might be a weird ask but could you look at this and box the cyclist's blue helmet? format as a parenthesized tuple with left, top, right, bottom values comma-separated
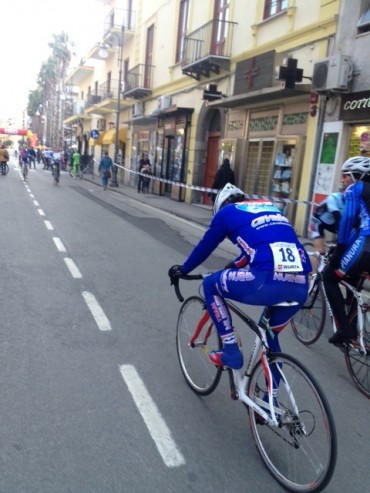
(213, 183, 245, 215)
(341, 156, 370, 181)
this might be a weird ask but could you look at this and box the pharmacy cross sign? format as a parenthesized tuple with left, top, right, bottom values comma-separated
(243, 57, 260, 90)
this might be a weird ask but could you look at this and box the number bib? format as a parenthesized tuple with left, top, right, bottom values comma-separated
(270, 242, 303, 272)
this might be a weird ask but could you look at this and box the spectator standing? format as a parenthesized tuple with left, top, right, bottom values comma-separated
(209, 158, 235, 203)
(98, 151, 113, 190)
(138, 153, 150, 193)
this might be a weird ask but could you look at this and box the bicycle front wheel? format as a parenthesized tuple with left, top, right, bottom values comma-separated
(248, 352, 337, 493)
(176, 296, 222, 395)
(290, 275, 326, 345)
(344, 309, 370, 399)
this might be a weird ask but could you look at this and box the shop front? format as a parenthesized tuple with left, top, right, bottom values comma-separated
(222, 102, 309, 223)
(339, 90, 370, 158)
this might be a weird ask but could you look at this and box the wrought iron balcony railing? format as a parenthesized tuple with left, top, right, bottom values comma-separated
(103, 8, 136, 36)
(124, 64, 155, 99)
(182, 18, 237, 80)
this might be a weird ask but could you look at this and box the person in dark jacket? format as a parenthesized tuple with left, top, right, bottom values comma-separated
(209, 158, 235, 203)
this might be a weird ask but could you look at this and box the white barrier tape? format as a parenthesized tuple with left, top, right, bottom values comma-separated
(104, 159, 317, 208)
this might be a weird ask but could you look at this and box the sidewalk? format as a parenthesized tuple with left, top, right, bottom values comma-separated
(90, 175, 214, 228)
(86, 174, 309, 242)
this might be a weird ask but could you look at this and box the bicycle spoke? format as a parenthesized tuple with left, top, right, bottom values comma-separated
(345, 311, 370, 398)
(248, 353, 337, 492)
(176, 296, 222, 395)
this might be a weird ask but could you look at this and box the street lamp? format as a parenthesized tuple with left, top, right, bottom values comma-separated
(99, 24, 125, 187)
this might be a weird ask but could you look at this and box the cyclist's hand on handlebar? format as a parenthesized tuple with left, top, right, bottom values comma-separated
(168, 264, 185, 285)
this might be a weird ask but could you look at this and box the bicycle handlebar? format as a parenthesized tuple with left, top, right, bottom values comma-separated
(171, 273, 204, 302)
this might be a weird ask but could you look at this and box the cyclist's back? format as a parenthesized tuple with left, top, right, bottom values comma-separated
(170, 184, 311, 370)
(323, 156, 370, 344)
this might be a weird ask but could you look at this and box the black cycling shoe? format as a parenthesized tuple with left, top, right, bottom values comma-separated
(329, 329, 357, 345)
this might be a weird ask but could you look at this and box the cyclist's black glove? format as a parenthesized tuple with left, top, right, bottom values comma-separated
(329, 244, 346, 269)
(168, 264, 185, 285)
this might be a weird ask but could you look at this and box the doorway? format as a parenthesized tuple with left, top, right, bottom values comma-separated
(203, 133, 220, 205)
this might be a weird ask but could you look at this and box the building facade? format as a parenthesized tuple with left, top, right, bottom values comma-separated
(64, 0, 358, 235)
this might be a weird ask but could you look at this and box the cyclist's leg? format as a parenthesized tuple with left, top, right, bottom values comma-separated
(323, 237, 370, 343)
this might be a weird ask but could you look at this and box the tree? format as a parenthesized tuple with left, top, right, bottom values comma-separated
(27, 32, 73, 148)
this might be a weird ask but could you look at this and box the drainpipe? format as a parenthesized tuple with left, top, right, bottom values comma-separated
(303, 94, 329, 234)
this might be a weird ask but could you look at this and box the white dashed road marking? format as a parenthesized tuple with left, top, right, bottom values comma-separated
(53, 237, 67, 252)
(119, 364, 186, 468)
(82, 291, 112, 331)
(64, 258, 83, 279)
(44, 220, 54, 230)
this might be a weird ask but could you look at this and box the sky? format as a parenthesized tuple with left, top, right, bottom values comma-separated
(0, 0, 104, 127)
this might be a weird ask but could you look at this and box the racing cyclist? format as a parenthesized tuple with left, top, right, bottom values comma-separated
(169, 183, 311, 370)
(323, 156, 370, 345)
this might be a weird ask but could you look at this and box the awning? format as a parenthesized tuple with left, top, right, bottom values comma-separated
(89, 132, 105, 146)
(102, 128, 127, 145)
(208, 84, 312, 109)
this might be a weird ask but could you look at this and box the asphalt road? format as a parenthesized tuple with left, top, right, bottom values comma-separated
(0, 158, 368, 493)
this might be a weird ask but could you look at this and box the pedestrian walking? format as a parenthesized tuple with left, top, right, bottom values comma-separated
(98, 151, 113, 190)
(209, 158, 235, 204)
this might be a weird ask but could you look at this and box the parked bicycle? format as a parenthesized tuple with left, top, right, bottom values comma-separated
(291, 241, 370, 399)
(172, 273, 337, 493)
(69, 156, 94, 179)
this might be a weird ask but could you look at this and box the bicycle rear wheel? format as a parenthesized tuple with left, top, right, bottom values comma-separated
(176, 296, 222, 395)
(290, 275, 326, 345)
(344, 309, 370, 399)
(248, 353, 337, 493)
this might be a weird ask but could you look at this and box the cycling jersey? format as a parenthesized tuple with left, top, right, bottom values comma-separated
(338, 181, 370, 245)
(181, 199, 310, 356)
(183, 199, 311, 274)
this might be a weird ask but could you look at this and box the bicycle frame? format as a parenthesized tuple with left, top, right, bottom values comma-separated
(308, 251, 369, 354)
(201, 299, 299, 428)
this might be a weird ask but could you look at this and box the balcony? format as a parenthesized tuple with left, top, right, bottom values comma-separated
(182, 19, 237, 80)
(88, 8, 135, 60)
(123, 64, 155, 99)
(85, 81, 131, 115)
(103, 8, 135, 37)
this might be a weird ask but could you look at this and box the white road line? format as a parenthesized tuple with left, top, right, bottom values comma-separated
(33, 200, 39, 206)
(53, 237, 67, 252)
(119, 364, 185, 468)
(64, 258, 83, 279)
(44, 220, 54, 230)
(82, 291, 112, 331)
(37, 209, 45, 216)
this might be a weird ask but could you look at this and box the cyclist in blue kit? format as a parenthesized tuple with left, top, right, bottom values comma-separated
(169, 183, 311, 370)
(323, 156, 370, 345)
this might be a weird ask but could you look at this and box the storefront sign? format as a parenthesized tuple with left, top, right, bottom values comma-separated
(339, 90, 370, 121)
(249, 115, 278, 132)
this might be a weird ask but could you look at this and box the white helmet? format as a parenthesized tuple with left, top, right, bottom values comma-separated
(341, 156, 370, 180)
(213, 183, 245, 215)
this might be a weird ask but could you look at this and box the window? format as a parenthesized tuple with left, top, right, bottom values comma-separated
(358, 1, 370, 33)
(211, 0, 230, 56)
(144, 24, 154, 88)
(263, 0, 288, 20)
(175, 0, 189, 63)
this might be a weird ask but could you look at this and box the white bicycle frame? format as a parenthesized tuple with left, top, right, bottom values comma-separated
(232, 325, 300, 428)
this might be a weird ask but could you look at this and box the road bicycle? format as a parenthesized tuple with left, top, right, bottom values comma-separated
(22, 163, 29, 181)
(52, 161, 60, 185)
(171, 273, 337, 493)
(291, 242, 370, 399)
(1, 163, 9, 175)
